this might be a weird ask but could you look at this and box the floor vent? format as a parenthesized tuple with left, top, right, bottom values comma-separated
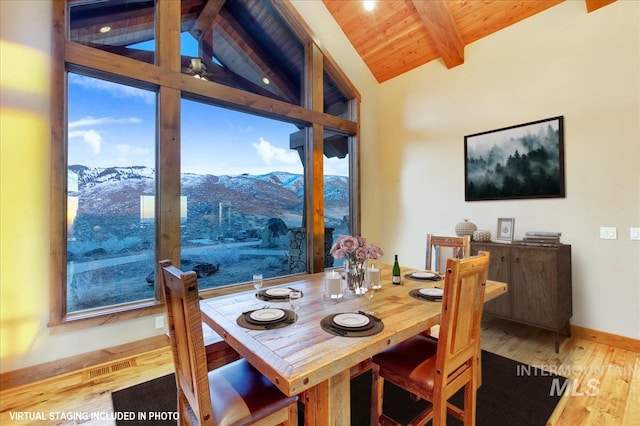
(84, 359, 136, 380)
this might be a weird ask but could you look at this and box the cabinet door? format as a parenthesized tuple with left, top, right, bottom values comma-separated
(510, 247, 558, 327)
(472, 244, 511, 316)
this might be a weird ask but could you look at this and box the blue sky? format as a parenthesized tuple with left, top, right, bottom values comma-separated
(67, 33, 348, 177)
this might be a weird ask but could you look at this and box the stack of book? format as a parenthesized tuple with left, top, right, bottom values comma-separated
(521, 231, 562, 246)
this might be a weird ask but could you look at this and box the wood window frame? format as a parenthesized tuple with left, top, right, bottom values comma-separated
(49, 0, 361, 332)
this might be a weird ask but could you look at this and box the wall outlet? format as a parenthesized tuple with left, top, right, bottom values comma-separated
(631, 228, 640, 241)
(155, 315, 165, 329)
(599, 227, 617, 240)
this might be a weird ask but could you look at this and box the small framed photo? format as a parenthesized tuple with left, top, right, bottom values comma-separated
(497, 218, 515, 241)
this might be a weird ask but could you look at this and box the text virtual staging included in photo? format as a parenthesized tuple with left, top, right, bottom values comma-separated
(66, 166, 349, 312)
(464, 116, 565, 201)
(112, 351, 566, 426)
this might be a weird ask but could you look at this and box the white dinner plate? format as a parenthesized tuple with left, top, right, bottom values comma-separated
(419, 288, 443, 297)
(249, 308, 286, 322)
(333, 313, 370, 328)
(265, 288, 291, 297)
(411, 271, 438, 279)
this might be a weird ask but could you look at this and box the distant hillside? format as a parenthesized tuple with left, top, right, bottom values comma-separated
(68, 165, 349, 225)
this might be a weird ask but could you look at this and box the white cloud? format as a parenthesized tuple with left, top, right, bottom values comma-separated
(252, 137, 299, 166)
(69, 74, 155, 104)
(67, 116, 144, 157)
(68, 128, 102, 154)
(68, 129, 102, 153)
(69, 116, 142, 129)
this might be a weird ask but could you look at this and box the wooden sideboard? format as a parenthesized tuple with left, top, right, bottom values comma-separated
(471, 242, 572, 352)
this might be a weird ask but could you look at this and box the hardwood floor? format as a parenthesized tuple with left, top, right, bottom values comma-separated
(1, 317, 638, 425)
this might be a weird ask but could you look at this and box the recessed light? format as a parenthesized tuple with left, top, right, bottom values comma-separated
(99, 26, 111, 33)
(363, 1, 375, 11)
(262, 77, 270, 85)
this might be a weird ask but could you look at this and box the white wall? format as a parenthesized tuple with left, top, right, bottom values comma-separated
(377, 1, 640, 338)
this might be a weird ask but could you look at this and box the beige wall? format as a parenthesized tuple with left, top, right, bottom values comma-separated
(375, 1, 640, 338)
(0, 0, 637, 374)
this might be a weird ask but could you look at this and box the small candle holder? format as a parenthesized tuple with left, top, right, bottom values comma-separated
(324, 270, 344, 302)
(367, 264, 381, 290)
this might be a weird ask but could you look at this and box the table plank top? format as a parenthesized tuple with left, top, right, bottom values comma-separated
(200, 264, 507, 397)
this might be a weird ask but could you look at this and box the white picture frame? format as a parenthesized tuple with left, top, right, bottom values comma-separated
(497, 218, 515, 241)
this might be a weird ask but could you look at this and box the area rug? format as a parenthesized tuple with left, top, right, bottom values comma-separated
(112, 351, 566, 425)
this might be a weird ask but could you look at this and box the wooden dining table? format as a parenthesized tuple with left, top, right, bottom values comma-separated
(200, 264, 507, 425)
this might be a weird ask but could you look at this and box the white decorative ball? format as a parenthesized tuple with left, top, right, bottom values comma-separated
(473, 230, 491, 242)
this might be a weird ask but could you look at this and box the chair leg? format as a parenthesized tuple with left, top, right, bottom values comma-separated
(177, 389, 194, 426)
(286, 401, 298, 426)
(371, 364, 383, 425)
(429, 386, 447, 426)
(476, 346, 482, 389)
(463, 382, 477, 426)
(464, 361, 480, 426)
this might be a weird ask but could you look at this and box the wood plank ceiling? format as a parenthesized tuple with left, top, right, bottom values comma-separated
(322, 0, 617, 83)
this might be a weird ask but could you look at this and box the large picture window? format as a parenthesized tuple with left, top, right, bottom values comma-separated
(51, 0, 359, 327)
(179, 100, 306, 286)
(67, 74, 157, 312)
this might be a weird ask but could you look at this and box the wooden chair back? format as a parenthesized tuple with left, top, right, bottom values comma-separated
(371, 252, 490, 425)
(425, 234, 471, 272)
(435, 251, 490, 400)
(160, 259, 213, 424)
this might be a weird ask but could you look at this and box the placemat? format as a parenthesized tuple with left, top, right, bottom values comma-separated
(256, 288, 303, 302)
(404, 272, 443, 282)
(321, 312, 384, 337)
(237, 308, 296, 330)
(409, 288, 443, 302)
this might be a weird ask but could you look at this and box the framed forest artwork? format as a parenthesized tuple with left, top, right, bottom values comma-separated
(464, 116, 565, 201)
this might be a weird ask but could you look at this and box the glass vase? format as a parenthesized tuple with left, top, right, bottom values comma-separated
(345, 258, 366, 295)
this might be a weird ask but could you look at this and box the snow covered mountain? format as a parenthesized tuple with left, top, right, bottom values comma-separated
(68, 165, 348, 219)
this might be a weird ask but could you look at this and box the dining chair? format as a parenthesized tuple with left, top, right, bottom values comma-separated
(370, 251, 490, 426)
(425, 234, 471, 273)
(159, 259, 298, 426)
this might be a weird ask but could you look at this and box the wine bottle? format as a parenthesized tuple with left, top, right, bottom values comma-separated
(392, 254, 401, 285)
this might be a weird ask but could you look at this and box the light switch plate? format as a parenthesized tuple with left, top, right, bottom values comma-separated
(155, 315, 165, 329)
(599, 227, 617, 240)
(631, 228, 640, 241)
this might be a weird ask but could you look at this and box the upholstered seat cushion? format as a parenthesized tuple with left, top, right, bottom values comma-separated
(371, 335, 439, 397)
(208, 358, 298, 426)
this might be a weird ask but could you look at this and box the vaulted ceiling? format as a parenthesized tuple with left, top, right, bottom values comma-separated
(67, 0, 618, 94)
(322, 0, 617, 83)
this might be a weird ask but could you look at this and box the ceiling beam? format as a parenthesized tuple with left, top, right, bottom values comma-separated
(193, 0, 226, 33)
(190, 0, 226, 62)
(189, 0, 225, 59)
(585, 0, 616, 13)
(213, 9, 300, 103)
(411, 0, 464, 69)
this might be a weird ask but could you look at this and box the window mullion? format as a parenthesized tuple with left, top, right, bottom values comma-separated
(155, 0, 182, 299)
(305, 43, 325, 273)
(155, 0, 181, 72)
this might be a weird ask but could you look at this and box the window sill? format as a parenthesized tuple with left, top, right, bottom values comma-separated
(48, 300, 166, 334)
